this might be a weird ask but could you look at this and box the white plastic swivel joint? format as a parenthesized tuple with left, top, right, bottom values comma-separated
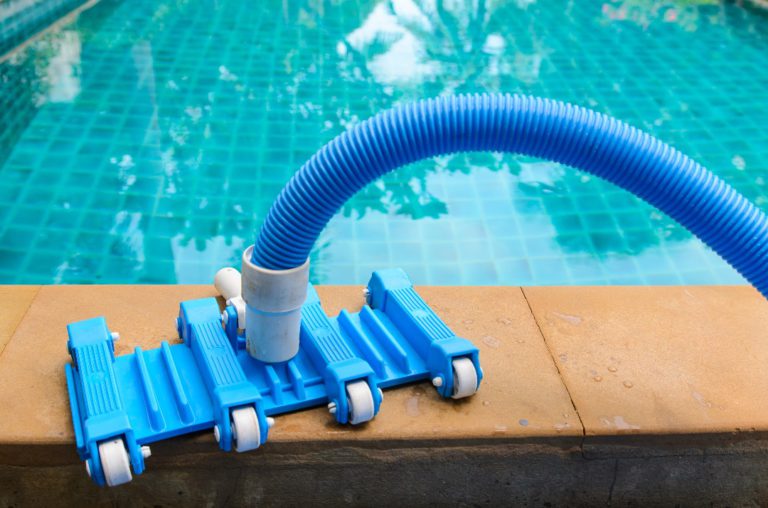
(214, 267, 246, 329)
(241, 245, 309, 363)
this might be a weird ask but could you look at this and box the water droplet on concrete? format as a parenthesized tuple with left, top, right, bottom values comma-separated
(518, 419, 529, 427)
(482, 335, 501, 349)
(482, 400, 491, 407)
(608, 366, 618, 373)
(593, 376, 603, 382)
(623, 380, 634, 388)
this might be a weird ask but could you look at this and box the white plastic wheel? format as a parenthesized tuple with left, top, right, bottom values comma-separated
(346, 380, 375, 425)
(231, 406, 261, 452)
(451, 357, 478, 399)
(98, 438, 132, 487)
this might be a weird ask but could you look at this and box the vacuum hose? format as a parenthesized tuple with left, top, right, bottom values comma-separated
(242, 93, 768, 362)
(252, 93, 768, 296)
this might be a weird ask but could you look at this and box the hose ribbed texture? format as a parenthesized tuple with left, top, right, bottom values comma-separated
(253, 93, 768, 297)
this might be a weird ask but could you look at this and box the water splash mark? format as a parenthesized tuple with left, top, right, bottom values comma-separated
(691, 390, 713, 409)
(405, 396, 420, 417)
(600, 416, 641, 431)
(551, 311, 582, 325)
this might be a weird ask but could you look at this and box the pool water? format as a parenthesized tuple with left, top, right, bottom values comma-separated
(1, 0, 768, 285)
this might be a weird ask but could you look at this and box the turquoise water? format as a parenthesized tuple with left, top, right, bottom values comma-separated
(1, 0, 767, 285)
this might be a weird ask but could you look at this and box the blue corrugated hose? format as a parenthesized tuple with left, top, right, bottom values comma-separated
(253, 93, 768, 296)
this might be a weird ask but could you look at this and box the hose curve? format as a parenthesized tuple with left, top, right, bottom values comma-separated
(253, 93, 768, 297)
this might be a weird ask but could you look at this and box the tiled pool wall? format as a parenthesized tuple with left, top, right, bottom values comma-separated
(0, 0, 89, 57)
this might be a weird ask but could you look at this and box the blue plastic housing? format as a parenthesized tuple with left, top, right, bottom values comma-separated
(65, 268, 482, 485)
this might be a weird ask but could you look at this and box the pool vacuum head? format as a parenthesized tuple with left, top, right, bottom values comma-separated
(64, 263, 482, 486)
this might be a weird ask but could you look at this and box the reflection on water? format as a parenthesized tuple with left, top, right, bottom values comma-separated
(601, 0, 721, 30)
(0, 0, 767, 285)
(43, 30, 81, 102)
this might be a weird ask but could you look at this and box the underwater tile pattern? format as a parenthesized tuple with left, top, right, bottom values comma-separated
(0, 0, 767, 285)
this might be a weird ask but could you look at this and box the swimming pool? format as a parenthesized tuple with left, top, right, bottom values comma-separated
(1, 0, 767, 285)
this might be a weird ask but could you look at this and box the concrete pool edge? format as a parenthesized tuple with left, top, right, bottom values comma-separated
(1, 283, 768, 503)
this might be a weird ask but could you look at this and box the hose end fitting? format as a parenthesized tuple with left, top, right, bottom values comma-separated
(241, 245, 309, 363)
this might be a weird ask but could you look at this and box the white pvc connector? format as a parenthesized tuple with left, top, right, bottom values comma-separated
(215, 267, 241, 301)
(241, 245, 309, 363)
(214, 267, 246, 329)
